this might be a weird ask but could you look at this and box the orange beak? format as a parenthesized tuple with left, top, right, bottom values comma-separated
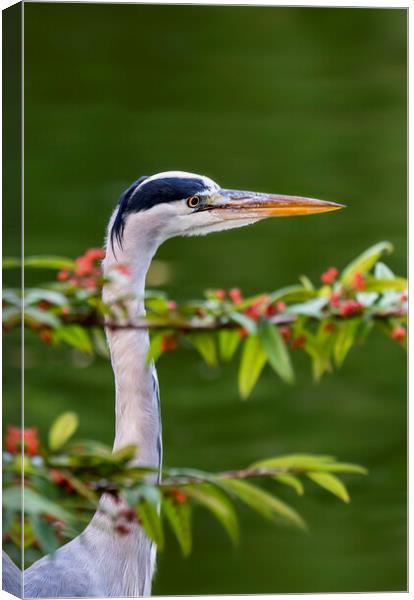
(210, 189, 345, 218)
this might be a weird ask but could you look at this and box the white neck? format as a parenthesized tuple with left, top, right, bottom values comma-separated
(102, 226, 161, 466)
(82, 215, 162, 597)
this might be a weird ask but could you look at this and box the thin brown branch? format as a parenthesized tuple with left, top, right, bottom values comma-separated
(59, 313, 296, 332)
(60, 309, 406, 332)
(161, 466, 294, 487)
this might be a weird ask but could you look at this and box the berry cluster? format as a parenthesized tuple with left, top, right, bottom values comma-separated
(58, 248, 106, 291)
(5, 426, 39, 456)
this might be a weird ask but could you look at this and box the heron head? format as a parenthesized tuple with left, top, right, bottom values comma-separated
(110, 171, 344, 250)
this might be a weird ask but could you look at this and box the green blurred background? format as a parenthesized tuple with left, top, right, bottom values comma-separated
(6, 4, 407, 594)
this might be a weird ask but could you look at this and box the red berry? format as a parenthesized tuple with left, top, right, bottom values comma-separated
(339, 299, 363, 317)
(391, 326, 406, 341)
(352, 272, 366, 291)
(229, 288, 243, 304)
(214, 289, 226, 300)
(75, 257, 93, 277)
(280, 326, 291, 343)
(265, 301, 286, 317)
(85, 248, 105, 261)
(50, 469, 75, 492)
(5, 426, 22, 454)
(38, 300, 51, 310)
(244, 306, 260, 320)
(292, 334, 306, 349)
(50, 469, 66, 486)
(330, 292, 341, 308)
(161, 335, 177, 353)
(321, 267, 338, 285)
(265, 304, 278, 317)
(81, 277, 97, 290)
(170, 489, 187, 504)
(244, 296, 268, 321)
(167, 301, 177, 311)
(57, 270, 70, 281)
(5, 426, 39, 456)
(39, 329, 53, 345)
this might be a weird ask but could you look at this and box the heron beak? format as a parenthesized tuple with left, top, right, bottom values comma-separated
(211, 189, 345, 218)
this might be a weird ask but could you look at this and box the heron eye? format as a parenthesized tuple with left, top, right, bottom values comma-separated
(187, 195, 201, 209)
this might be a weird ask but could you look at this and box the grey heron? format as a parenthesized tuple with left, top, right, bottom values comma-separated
(4, 171, 342, 598)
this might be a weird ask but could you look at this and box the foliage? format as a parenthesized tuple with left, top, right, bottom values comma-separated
(2, 242, 406, 564)
(3, 242, 407, 398)
(3, 414, 366, 561)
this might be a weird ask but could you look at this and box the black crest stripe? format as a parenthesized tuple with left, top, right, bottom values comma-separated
(110, 176, 149, 251)
(110, 176, 207, 250)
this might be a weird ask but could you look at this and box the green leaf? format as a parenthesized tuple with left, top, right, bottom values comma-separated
(374, 261, 395, 280)
(298, 275, 314, 291)
(139, 484, 162, 507)
(251, 454, 334, 470)
(341, 241, 393, 286)
(235, 294, 271, 311)
(269, 285, 317, 304)
(48, 412, 79, 450)
(65, 439, 113, 457)
(2, 307, 20, 325)
(238, 334, 268, 399)
(307, 472, 350, 503)
(111, 444, 137, 463)
(162, 497, 192, 556)
(2, 257, 21, 269)
(2, 509, 14, 536)
(2, 289, 21, 307)
(287, 298, 328, 318)
(146, 297, 169, 314)
(30, 515, 59, 554)
(273, 474, 304, 496)
(228, 311, 257, 334)
(61, 472, 97, 503)
(187, 333, 217, 367)
(364, 277, 407, 293)
(24, 289, 68, 307)
(137, 500, 164, 550)
(3, 487, 72, 522)
(53, 325, 92, 353)
(355, 292, 379, 307)
(92, 328, 110, 358)
(302, 333, 331, 382)
(311, 462, 367, 475)
(3, 256, 75, 270)
(147, 333, 164, 365)
(218, 330, 241, 362)
(184, 483, 239, 544)
(123, 483, 161, 508)
(221, 479, 306, 530)
(251, 455, 367, 475)
(258, 320, 294, 384)
(24, 307, 61, 328)
(334, 319, 360, 367)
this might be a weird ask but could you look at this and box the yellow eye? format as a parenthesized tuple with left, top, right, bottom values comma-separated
(187, 195, 200, 209)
